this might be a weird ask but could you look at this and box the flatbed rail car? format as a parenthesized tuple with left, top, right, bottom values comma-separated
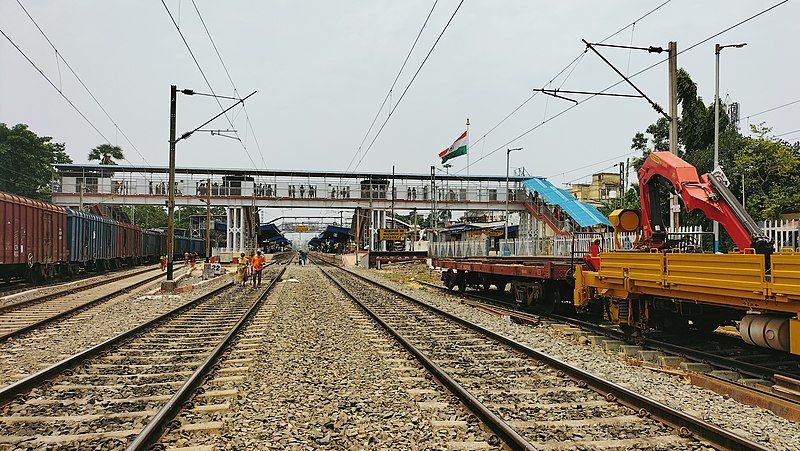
(573, 250, 800, 353)
(432, 256, 575, 313)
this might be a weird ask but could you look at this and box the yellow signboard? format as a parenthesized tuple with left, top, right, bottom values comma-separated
(295, 224, 309, 232)
(379, 228, 407, 241)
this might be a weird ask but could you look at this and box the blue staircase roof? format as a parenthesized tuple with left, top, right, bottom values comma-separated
(523, 178, 611, 228)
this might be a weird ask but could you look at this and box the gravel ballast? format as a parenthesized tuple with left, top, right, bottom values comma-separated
(199, 264, 498, 450)
(358, 264, 800, 451)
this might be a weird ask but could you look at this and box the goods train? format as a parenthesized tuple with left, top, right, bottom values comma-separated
(0, 191, 204, 282)
(435, 152, 800, 355)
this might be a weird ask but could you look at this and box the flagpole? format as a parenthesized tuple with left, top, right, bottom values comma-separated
(466, 117, 470, 177)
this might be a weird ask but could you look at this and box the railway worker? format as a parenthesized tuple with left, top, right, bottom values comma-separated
(189, 252, 197, 269)
(184, 251, 190, 266)
(589, 239, 601, 257)
(251, 250, 265, 287)
(159, 255, 167, 271)
(236, 252, 249, 286)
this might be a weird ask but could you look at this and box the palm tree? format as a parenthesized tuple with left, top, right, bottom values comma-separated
(88, 144, 124, 165)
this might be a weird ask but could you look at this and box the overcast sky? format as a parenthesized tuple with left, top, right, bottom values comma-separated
(2, 0, 798, 190)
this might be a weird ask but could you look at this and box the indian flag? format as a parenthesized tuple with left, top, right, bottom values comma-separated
(439, 130, 468, 164)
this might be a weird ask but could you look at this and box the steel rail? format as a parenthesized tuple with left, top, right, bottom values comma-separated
(0, 280, 232, 406)
(424, 279, 800, 383)
(315, 262, 535, 451)
(0, 265, 162, 314)
(127, 256, 291, 450)
(0, 269, 168, 343)
(320, 260, 769, 451)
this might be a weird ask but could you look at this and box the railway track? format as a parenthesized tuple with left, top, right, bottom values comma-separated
(315, 259, 765, 451)
(0, 257, 289, 450)
(0, 264, 163, 301)
(0, 266, 167, 342)
(416, 279, 800, 421)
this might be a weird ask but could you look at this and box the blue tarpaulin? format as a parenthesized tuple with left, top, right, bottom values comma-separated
(523, 178, 611, 228)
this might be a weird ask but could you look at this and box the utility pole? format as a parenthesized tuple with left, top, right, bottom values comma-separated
(391, 165, 395, 228)
(713, 42, 747, 253)
(205, 177, 211, 262)
(505, 148, 522, 255)
(667, 41, 680, 230)
(166, 85, 177, 281)
(667, 42, 680, 229)
(430, 165, 436, 231)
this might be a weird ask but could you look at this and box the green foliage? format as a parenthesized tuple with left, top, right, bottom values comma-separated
(629, 69, 800, 248)
(88, 144, 124, 164)
(727, 124, 800, 219)
(0, 123, 72, 200)
(127, 206, 168, 230)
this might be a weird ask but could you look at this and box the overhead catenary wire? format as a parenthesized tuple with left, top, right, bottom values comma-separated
(190, 0, 268, 170)
(13, 0, 151, 168)
(456, 0, 789, 175)
(352, 0, 465, 172)
(467, 0, 673, 153)
(774, 128, 800, 138)
(344, 0, 440, 174)
(160, 0, 260, 169)
(0, 28, 118, 152)
(743, 98, 800, 120)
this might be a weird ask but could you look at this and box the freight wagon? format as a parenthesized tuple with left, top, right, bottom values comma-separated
(0, 192, 67, 281)
(0, 190, 206, 282)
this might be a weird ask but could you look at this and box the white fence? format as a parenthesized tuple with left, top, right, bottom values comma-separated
(763, 219, 800, 251)
(428, 226, 705, 258)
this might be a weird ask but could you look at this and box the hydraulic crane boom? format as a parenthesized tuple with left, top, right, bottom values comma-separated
(637, 151, 773, 255)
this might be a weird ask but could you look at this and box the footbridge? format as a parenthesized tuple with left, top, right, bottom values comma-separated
(51, 164, 529, 211)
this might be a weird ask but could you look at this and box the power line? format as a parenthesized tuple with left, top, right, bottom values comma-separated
(14, 0, 151, 167)
(743, 98, 800, 120)
(190, 0, 268, 170)
(775, 128, 800, 138)
(467, 0, 673, 153)
(457, 0, 789, 175)
(160, 0, 259, 169)
(345, 0, 439, 174)
(0, 27, 116, 148)
(353, 0, 465, 172)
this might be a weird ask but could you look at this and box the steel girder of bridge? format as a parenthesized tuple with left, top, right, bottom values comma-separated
(50, 164, 531, 212)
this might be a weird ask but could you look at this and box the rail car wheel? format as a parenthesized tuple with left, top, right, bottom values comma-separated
(443, 269, 456, 290)
(538, 284, 556, 314)
(481, 283, 491, 292)
(457, 271, 467, 292)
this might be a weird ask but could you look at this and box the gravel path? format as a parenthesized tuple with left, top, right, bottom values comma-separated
(171, 264, 499, 450)
(0, 272, 231, 389)
(358, 265, 800, 451)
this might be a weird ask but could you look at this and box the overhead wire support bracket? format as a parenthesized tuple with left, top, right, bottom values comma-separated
(582, 39, 670, 120)
(534, 88, 643, 104)
(176, 90, 256, 143)
(588, 42, 666, 54)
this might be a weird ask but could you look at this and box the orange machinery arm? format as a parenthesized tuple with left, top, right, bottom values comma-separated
(637, 151, 773, 255)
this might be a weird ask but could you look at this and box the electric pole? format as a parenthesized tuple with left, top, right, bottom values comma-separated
(668, 41, 680, 229)
(166, 85, 177, 281)
(205, 177, 211, 262)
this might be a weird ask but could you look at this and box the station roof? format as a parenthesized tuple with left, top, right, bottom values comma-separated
(53, 164, 530, 183)
(523, 178, 611, 227)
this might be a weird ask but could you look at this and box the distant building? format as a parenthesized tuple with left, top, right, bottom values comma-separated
(568, 172, 621, 207)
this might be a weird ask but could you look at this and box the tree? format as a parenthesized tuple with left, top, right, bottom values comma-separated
(629, 69, 800, 249)
(0, 123, 72, 200)
(88, 144, 124, 165)
(127, 206, 168, 230)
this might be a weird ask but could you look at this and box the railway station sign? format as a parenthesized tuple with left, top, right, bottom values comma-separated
(379, 228, 407, 241)
(295, 224, 309, 232)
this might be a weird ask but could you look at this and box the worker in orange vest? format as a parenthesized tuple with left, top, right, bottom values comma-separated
(251, 250, 266, 287)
